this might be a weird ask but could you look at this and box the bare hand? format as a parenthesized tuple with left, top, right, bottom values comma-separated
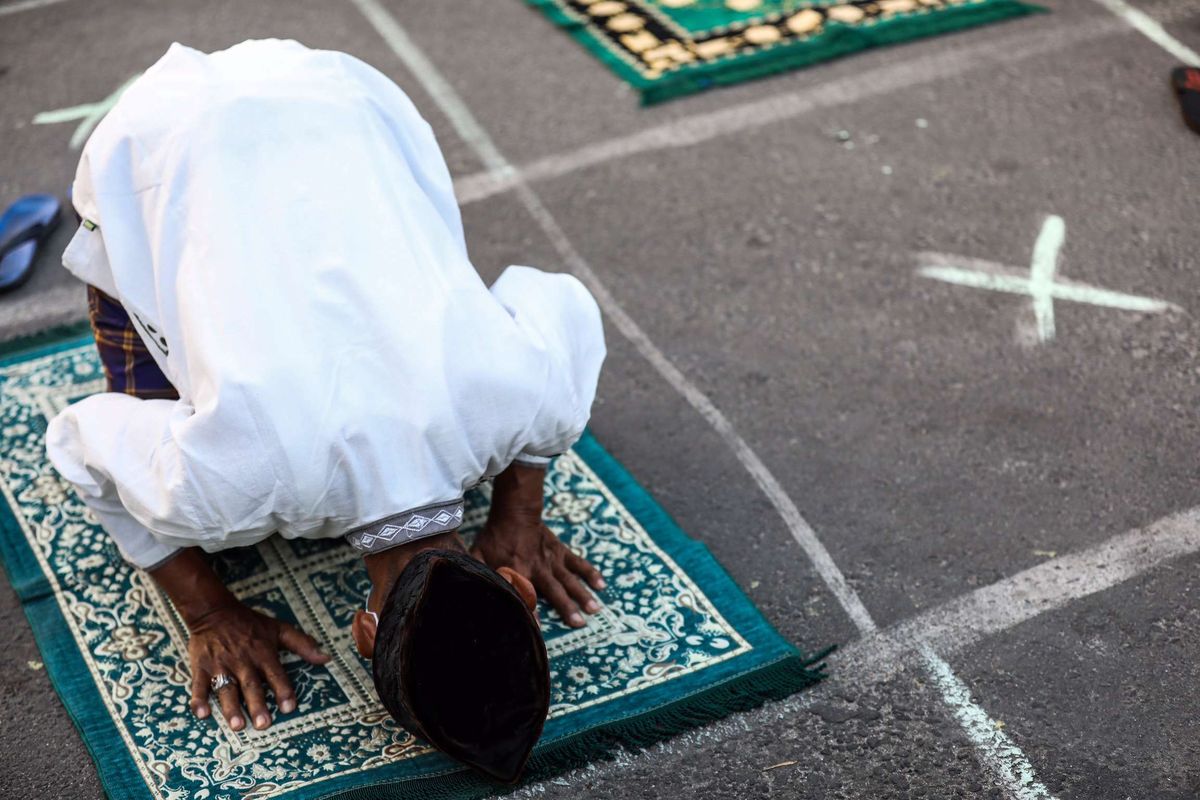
(187, 601, 331, 730)
(473, 518, 605, 628)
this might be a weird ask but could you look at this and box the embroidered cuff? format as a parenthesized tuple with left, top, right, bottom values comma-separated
(345, 498, 465, 553)
(513, 454, 551, 467)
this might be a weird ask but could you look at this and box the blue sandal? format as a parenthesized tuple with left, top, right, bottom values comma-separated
(0, 194, 62, 293)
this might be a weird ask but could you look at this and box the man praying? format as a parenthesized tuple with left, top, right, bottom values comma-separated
(45, 39, 606, 783)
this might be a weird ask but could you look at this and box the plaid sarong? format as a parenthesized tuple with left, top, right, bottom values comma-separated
(86, 285, 178, 400)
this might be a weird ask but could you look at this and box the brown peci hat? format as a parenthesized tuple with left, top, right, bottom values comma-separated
(371, 548, 550, 783)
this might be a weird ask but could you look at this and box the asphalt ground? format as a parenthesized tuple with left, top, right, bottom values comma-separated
(1, 0, 1198, 797)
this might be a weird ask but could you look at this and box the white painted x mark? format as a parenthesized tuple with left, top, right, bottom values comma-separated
(918, 215, 1181, 344)
(32, 74, 140, 150)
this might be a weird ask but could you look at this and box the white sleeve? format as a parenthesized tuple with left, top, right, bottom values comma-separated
(45, 394, 185, 569)
(490, 266, 606, 461)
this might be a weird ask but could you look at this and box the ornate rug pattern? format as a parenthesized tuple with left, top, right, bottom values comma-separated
(526, 0, 1039, 102)
(0, 333, 827, 800)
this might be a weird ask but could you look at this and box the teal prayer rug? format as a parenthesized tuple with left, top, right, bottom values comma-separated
(526, 0, 1039, 103)
(0, 331, 828, 800)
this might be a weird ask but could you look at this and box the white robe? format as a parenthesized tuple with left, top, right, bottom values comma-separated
(45, 40, 605, 569)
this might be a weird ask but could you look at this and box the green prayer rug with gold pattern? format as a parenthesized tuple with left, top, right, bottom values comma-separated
(0, 331, 828, 800)
(526, 0, 1039, 102)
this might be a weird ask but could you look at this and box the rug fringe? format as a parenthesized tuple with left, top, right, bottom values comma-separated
(529, 651, 830, 770)
(321, 650, 832, 800)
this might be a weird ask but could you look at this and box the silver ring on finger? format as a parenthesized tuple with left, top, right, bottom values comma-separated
(210, 673, 235, 692)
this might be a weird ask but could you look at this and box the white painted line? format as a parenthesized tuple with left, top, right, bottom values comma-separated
(921, 647, 1056, 800)
(918, 216, 1182, 343)
(32, 75, 140, 150)
(918, 266, 1179, 314)
(451, 2, 1199, 207)
(349, 0, 878, 636)
(1028, 215, 1064, 342)
(0, 0, 71, 16)
(864, 507, 1200, 667)
(350, 1, 1064, 795)
(518, 505, 1200, 796)
(1088, 0, 1200, 65)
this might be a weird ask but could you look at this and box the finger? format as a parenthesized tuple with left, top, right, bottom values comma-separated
(279, 623, 331, 665)
(259, 657, 297, 714)
(566, 551, 606, 591)
(556, 564, 602, 615)
(190, 665, 212, 720)
(537, 570, 585, 628)
(498, 566, 537, 612)
(214, 674, 245, 731)
(237, 667, 272, 730)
